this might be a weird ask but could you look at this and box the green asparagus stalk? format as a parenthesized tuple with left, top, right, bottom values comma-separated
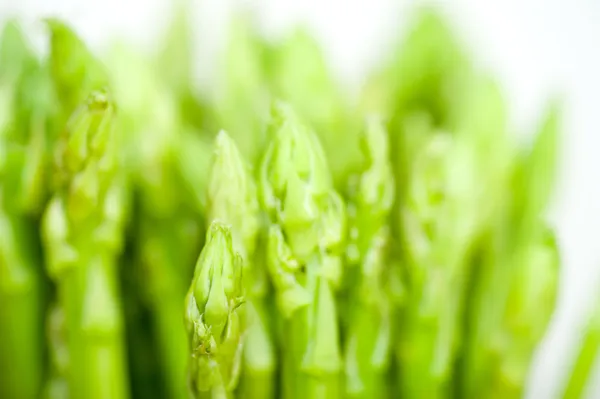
(259, 102, 346, 399)
(108, 46, 204, 399)
(0, 211, 44, 399)
(185, 221, 245, 399)
(362, 7, 472, 247)
(0, 21, 51, 399)
(395, 132, 461, 398)
(363, 22, 477, 393)
(461, 104, 561, 398)
(205, 130, 275, 398)
(396, 78, 510, 397)
(368, 8, 514, 388)
(134, 139, 206, 399)
(41, 90, 129, 399)
(343, 116, 395, 398)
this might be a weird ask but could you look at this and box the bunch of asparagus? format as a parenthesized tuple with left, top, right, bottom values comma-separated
(0, 5, 589, 399)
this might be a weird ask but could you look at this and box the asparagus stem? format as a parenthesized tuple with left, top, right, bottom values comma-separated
(238, 300, 275, 399)
(153, 288, 189, 399)
(138, 217, 200, 399)
(206, 130, 275, 398)
(260, 103, 345, 399)
(460, 103, 561, 398)
(343, 117, 395, 399)
(0, 20, 48, 399)
(0, 214, 44, 399)
(42, 91, 129, 399)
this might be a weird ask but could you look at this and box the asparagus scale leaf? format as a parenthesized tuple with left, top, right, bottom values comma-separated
(185, 222, 245, 398)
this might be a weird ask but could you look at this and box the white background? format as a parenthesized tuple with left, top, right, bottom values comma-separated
(1, 0, 600, 397)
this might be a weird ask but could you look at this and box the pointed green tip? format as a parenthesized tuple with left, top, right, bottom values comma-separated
(43, 18, 68, 33)
(0, 19, 31, 78)
(62, 90, 115, 172)
(45, 19, 109, 113)
(208, 131, 259, 255)
(212, 130, 246, 179)
(186, 221, 246, 392)
(261, 101, 331, 203)
(205, 220, 234, 248)
(190, 221, 244, 339)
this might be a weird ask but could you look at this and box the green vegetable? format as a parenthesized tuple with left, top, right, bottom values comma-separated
(206, 130, 276, 398)
(342, 116, 395, 398)
(185, 221, 245, 398)
(106, 41, 205, 399)
(46, 19, 109, 124)
(0, 20, 48, 399)
(42, 90, 129, 399)
(0, 8, 568, 399)
(260, 102, 346, 399)
(267, 28, 361, 186)
(461, 104, 561, 398)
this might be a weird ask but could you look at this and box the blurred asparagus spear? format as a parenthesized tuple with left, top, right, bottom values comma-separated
(361, 7, 472, 241)
(267, 28, 361, 186)
(362, 19, 474, 391)
(46, 19, 108, 125)
(44, 22, 130, 399)
(154, 0, 208, 132)
(42, 90, 129, 399)
(205, 130, 275, 398)
(259, 102, 346, 399)
(396, 74, 513, 398)
(0, 20, 53, 399)
(212, 14, 271, 165)
(461, 104, 561, 398)
(342, 117, 395, 398)
(361, 7, 470, 124)
(105, 41, 207, 399)
(185, 222, 245, 399)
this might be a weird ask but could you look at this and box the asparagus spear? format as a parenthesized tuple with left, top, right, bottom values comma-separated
(205, 130, 275, 398)
(259, 102, 346, 399)
(41, 90, 129, 399)
(461, 104, 561, 398)
(185, 222, 245, 399)
(361, 7, 473, 248)
(0, 20, 51, 399)
(105, 42, 206, 399)
(46, 19, 108, 125)
(396, 81, 509, 397)
(343, 116, 395, 398)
